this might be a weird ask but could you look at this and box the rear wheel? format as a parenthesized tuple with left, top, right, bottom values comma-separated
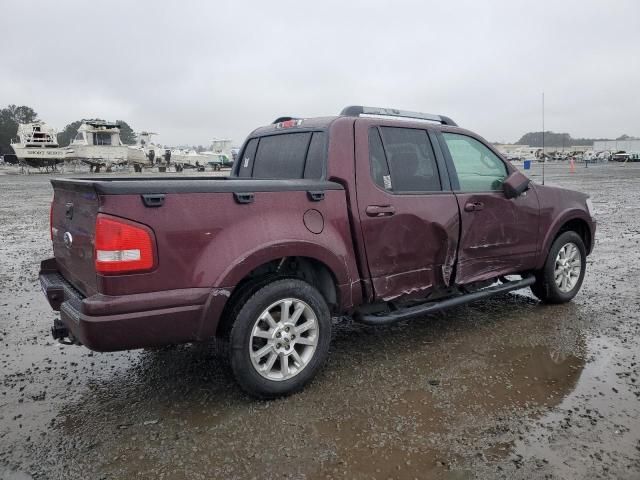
(531, 231, 586, 303)
(229, 279, 331, 398)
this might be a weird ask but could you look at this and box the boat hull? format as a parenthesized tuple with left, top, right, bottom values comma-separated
(68, 145, 130, 166)
(171, 152, 218, 166)
(10, 146, 74, 167)
(126, 147, 150, 165)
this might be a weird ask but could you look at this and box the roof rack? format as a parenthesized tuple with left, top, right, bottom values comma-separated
(340, 105, 457, 127)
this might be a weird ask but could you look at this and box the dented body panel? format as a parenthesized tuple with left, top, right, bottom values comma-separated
(353, 118, 460, 301)
(453, 188, 540, 284)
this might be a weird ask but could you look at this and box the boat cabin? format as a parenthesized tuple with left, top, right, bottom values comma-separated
(72, 121, 124, 147)
(13, 122, 59, 147)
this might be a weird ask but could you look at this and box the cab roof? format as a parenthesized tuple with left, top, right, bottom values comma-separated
(249, 105, 459, 137)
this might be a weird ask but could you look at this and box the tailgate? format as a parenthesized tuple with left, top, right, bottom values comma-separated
(50, 180, 100, 296)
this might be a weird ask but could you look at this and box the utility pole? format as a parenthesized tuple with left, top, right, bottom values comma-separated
(542, 92, 545, 185)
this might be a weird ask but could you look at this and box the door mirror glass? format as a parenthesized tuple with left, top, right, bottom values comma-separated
(503, 171, 531, 199)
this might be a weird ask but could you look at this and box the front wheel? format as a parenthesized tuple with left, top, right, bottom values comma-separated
(229, 279, 331, 398)
(531, 231, 586, 303)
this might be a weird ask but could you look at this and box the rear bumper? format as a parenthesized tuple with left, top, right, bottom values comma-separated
(39, 258, 230, 352)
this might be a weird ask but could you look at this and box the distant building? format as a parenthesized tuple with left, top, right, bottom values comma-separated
(494, 143, 592, 160)
(593, 139, 640, 153)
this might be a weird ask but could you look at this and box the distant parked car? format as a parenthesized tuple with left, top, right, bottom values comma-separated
(612, 152, 631, 162)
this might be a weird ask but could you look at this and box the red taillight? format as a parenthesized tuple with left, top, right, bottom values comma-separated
(94, 214, 155, 274)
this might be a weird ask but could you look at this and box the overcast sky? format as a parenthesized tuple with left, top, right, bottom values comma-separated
(2, 0, 639, 146)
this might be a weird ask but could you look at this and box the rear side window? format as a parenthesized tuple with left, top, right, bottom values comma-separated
(372, 127, 441, 192)
(238, 132, 326, 179)
(303, 132, 326, 179)
(237, 138, 258, 177)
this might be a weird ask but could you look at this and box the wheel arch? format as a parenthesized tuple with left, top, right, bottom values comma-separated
(213, 245, 350, 338)
(215, 242, 350, 288)
(230, 255, 341, 308)
(538, 212, 593, 269)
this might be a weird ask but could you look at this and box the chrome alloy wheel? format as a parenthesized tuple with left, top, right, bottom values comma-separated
(554, 242, 582, 293)
(249, 298, 319, 381)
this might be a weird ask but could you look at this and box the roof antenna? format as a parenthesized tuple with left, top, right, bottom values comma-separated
(542, 92, 545, 185)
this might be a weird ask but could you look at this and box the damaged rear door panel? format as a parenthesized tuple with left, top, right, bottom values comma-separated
(354, 119, 460, 302)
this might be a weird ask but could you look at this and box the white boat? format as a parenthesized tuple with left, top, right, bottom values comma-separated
(209, 138, 234, 168)
(211, 138, 232, 155)
(137, 131, 166, 161)
(127, 131, 168, 170)
(10, 122, 74, 170)
(169, 149, 218, 168)
(69, 121, 144, 171)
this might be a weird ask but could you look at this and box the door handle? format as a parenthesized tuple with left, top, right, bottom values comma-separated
(464, 201, 484, 212)
(365, 205, 396, 217)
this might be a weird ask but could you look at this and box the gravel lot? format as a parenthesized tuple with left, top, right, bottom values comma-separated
(1, 163, 639, 479)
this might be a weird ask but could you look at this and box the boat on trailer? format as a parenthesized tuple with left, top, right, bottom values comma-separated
(69, 121, 149, 172)
(170, 139, 234, 171)
(10, 122, 74, 171)
(126, 131, 168, 171)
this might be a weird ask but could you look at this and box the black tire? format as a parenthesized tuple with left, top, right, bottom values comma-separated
(216, 275, 283, 357)
(229, 278, 331, 398)
(531, 231, 586, 304)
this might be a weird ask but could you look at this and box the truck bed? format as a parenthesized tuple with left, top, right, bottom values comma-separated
(49, 175, 358, 301)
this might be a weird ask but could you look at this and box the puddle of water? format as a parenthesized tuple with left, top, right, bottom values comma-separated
(513, 332, 640, 477)
(30, 297, 590, 479)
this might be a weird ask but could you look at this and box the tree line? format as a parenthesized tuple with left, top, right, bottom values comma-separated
(0, 104, 137, 155)
(515, 131, 638, 148)
(0, 105, 39, 154)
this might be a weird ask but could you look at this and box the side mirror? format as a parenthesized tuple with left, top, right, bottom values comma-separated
(503, 171, 531, 199)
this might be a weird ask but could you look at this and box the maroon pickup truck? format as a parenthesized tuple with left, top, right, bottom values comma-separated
(40, 106, 596, 398)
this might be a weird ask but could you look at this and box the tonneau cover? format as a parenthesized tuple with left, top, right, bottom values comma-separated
(50, 177, 344, 195)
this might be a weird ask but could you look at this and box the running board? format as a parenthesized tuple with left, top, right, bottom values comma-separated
(354, 276, 536, 326)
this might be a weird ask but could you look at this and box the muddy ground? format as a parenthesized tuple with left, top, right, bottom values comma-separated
(0, 163, 638, 479)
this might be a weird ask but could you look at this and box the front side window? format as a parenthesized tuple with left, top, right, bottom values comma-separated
(369, 126, 441, 193)
(443, 133, 507, 191)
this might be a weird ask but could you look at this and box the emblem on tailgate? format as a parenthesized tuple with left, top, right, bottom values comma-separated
(63, 231, 73, 249)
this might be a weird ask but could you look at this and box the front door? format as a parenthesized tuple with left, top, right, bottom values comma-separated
(439, 132, 540, 285)
(355, 120, 460, 302)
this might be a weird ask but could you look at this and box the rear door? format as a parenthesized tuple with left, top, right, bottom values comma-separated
(438, 132, 539, 284)
(354, 120, 460, 302)
(51, 182, 100, 296)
